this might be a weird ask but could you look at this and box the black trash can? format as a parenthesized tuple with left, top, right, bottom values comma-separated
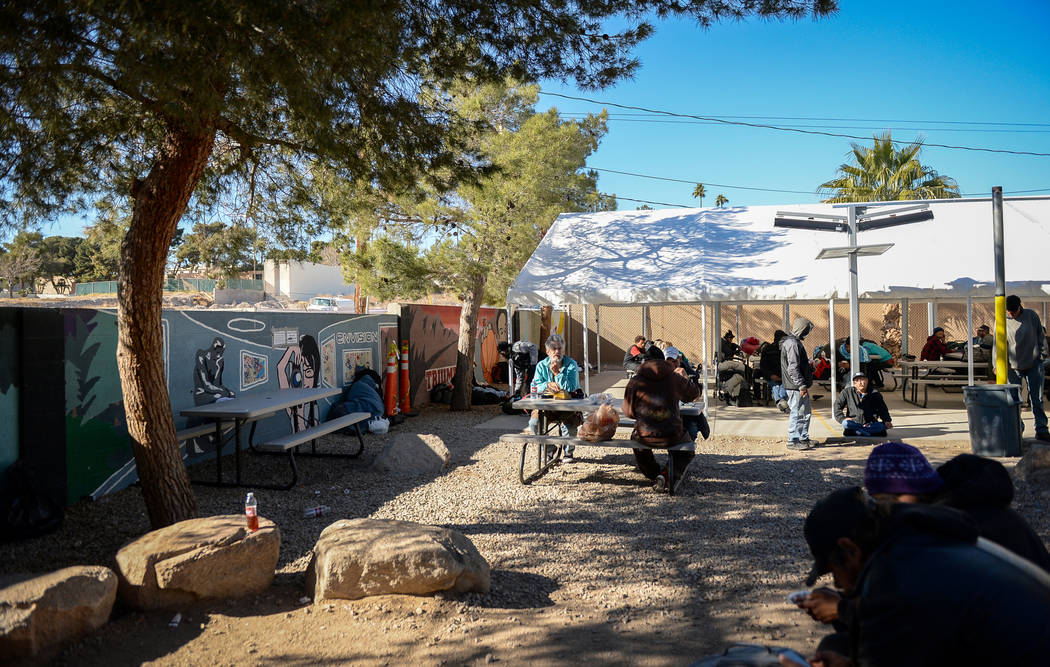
(963, 384, 1022, 457)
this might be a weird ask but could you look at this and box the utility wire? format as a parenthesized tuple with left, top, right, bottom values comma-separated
(542, 91, 1050, 157)
(561, 116, 1050, 134)
(560, 111, 1050, 128)
(612, 195, 693, 208)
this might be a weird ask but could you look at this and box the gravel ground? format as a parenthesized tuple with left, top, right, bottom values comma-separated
(5, 403, 1049, 665)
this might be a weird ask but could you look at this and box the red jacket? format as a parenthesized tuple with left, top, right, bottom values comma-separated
(623, 360, 700, 447)
(920, 335, 948, 361)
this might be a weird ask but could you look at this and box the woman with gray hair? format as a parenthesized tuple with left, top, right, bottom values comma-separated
(528, 334, 581, 461)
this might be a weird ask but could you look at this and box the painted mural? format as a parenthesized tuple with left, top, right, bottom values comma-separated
(397, 304, 507, 409)
(60, 309, 397, 502)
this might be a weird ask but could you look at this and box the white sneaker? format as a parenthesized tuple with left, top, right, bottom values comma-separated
(562, 450, 576, 463)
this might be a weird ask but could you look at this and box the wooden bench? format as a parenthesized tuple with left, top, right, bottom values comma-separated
(498, 432, 695, 495)
(252, 412, 371, 489)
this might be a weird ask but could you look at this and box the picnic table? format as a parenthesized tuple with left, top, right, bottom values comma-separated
(898, 359, 974, 407)
(501, 396, 704, 494)
(180, 386, 369, 489)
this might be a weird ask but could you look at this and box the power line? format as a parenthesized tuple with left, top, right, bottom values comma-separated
(561, 111, 1050, 128)
(542, 91, 1050, 157)
(612, 195, 693, 208)
(560, 115, 1050, 134)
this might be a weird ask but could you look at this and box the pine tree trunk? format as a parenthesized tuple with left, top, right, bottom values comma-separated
(450, 275, 486, 411)
(119, 125, 215, 528)
(354, 235, 368, 314)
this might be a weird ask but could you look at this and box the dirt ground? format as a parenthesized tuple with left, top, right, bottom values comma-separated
(6, 405, 1047, 666)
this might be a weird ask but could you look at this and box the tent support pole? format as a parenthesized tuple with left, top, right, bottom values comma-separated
(829, 298, 837, 407)
(901, 299, 910, 356)
(582, 304, 590, 396)
(596, 305, 601, 372)
(967, 296, 974, 386)
(642, 306, 649, 339)
(783, 303, 790, 331)
(928, 302, 936, 335)
(714, 302, 721, 361)
(507, 304, 514, 392)
(735, 305, 741, 340)
(701, 302, 709, 414)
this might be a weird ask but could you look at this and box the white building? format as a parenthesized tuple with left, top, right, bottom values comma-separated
(263, 259, 354, 302)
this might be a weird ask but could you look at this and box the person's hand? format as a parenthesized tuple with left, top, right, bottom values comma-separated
(885, 421, 893, 429)
(673, 366, 688, 378)
(801, 588, 842, 624)
(546, 382, 560, 392)
(800, 386, 809, 397)
(777, 654, 808, 667)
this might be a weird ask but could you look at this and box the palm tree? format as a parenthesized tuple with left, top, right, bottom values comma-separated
(818, 132, 961, 203)
(692, 183, 706, 207)
(715, 193, 728, 207)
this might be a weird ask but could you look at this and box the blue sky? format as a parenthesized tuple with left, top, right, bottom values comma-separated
(43, 0, 1050, 237)
(540, 0, 1050, 209)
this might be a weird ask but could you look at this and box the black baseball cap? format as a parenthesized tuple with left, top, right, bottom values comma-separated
(803, 486, 871, 586)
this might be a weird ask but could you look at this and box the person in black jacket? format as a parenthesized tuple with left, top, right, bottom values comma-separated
(832, 372, 893, 436)
(759, 330, 789, 412)
(796, 487, 1050, 667)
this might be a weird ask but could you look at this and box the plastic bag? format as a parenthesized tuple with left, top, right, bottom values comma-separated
(578, 403, 619, 442)
(368, 417, 390, 434)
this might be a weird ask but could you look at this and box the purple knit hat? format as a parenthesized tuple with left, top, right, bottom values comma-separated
(864, 442, 943, 496)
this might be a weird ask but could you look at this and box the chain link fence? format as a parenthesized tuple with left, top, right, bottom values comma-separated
(75, 278, 263, 296)
(565, 299, 1050, 370)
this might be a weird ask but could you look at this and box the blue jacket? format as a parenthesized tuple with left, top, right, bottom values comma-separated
(531, 356, 580, 394)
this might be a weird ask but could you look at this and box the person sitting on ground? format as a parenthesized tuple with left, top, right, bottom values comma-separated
(528, 334, 581, 461)
(623, 345, 701, 491)
(920, 326, 949, 361)
(719, 330, 740, 362)
(759, 330, 790, 413)
(832, 371, 893, 437)
(624, 334, 647, 373)
(792, 486, 1050, 667)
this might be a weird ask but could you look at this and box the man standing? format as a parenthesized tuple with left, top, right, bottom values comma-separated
(1005, 295, 1049, 442)
(781, 317, 815, 450)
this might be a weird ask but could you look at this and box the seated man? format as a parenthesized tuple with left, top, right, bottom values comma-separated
(623, 334, 646, 373)
(794, 487, 1050, 667)
(528, 333, 581, 461)
(623, 346, 701, 491)
(920, 326, 949, 361)
(833, 371, 892, 437)
(719, 330, 740, 362)
(663, 346, 710, 441)
(972, 324, 993, 349)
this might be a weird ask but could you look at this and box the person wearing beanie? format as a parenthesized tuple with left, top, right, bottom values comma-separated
(863, 441, 941, 501)
(920, 326, 949, 361)
(793, 486, 1050, 667)
(833, 372, 893, 437)
(719, 330, 740, 362)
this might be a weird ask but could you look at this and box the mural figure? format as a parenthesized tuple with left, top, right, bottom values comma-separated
(278, 334, 320, 431)
(193, 337, 235, 405)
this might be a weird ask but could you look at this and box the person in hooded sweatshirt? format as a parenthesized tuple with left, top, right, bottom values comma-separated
(781, 317, 816, 450)
(623, 345, 700, 491)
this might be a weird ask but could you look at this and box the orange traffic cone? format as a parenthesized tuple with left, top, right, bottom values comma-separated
(383, 344, 399, 418)
(399, 340, 412, 414)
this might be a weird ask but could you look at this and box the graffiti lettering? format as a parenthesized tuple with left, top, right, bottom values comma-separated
(335, 331, 379, 344)
(425, 365, 457, 390)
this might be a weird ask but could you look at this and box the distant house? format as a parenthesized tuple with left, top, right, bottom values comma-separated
(263, 259, 353, 302)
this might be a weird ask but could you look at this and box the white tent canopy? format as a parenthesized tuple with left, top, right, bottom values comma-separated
(507, 198, 1050, 306)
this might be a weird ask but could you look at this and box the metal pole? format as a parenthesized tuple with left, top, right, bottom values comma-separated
(642, 306, 649, 340)
(848, 206, 861, 377)
(829, 298, 837, 404)
(735, 304, 742, 339)
(993, 187, 1008, 384)
(582, 304, 590, 395)
(967, 296, 974, 386)
(714, 302, 722, 361)
(901, 299, 909, 355)
(783, 303, 790, 332)
(701, 302, 709, 413)
(506, 304, 514, 392)
(927, 302, 935, 336)
(596, 305, 601, 372)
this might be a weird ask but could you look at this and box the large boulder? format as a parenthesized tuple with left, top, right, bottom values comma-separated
(1016, 443, 1050, 482)
(0, 566, 117, 660)
(115, 515, 280, 610)
(306, 518, 489, 601)
(371, 433, 450, 476)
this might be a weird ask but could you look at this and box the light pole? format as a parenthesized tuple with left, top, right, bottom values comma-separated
(775, 204, 934, 377)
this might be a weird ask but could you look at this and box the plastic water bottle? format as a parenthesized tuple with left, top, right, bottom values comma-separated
(303, 505, 331, 518)
(245, 492, 259, 532)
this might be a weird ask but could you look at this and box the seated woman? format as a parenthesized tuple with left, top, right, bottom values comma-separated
(623, 334, 646, 373)
(832, 371, 893, 436)
(623, 346, 701, 491)
(528, 333, 581, 461)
